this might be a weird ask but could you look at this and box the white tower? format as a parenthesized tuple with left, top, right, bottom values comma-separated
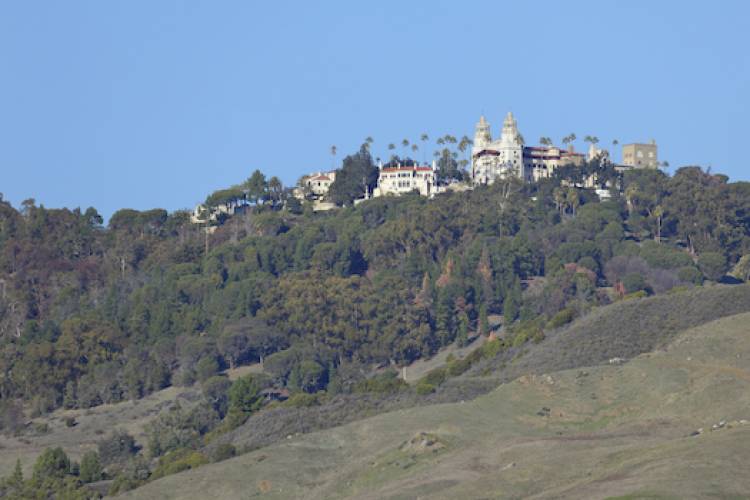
(471, 115, 494, 183)
(472, 115, 492, 153)
(496, 112, 524, 179)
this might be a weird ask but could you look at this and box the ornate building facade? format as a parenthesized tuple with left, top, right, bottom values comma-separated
(471, 112, 524, 184)
(471, 112, 586, 185)
(373, 162, 437, 198)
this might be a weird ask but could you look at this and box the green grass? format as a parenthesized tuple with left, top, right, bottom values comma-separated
(120, 311, 750, 499)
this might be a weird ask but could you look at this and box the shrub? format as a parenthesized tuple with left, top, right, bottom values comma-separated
(201, 376, 232, 419)
(228, 375, 264, 415)
(698, 252, 728, 281)
(577, 256, 600, 275)
(623, 290, 649, 300)
(415, 382, 436, 395)
(33, 447, 71, 480)
(98, 429, 138, 467)
(211, 443, 236, 463)
(354, 370, 407, 394)
(64, 416, 76, 428)
(150, 449, 208, 480)
(447, 357, 473, 377)
(195, 356, 220, 383)
(622, 273, 648, 294)
(79, 450, 103, 483)
(288, 359, 327, 393)
(639, 241, 692, 269)
(0, 399, 24, 434)
(547, 308, 575, 329)
(678, 266, 704, 285)
(284, 392, 325, 408)
(32, 422, 50, 435)
(509, 318, 545, 347)
(480, 338, 504, 359)
(421, 367, 448, 387)
(107, 456, 150, 495)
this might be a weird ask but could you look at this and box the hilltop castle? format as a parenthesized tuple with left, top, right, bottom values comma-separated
(471, 112, 588, 185)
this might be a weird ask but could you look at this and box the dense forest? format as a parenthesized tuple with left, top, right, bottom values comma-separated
(1, 145, 749, 495)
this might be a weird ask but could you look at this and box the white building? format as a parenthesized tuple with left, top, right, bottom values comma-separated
(373, 162, 438, 198)
(471, 112, 586, 185)
(294, 171, 337, 200)
(190, 202, 240, 224)
(523, 146, 586, 182)
(472, 112, 525, 184)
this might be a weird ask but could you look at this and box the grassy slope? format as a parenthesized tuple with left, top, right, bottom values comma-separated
(210, 284, 750, 459)
(469, 283, 750, 382)
(0, 386, 202, 478)
(122, 310, 750, 499)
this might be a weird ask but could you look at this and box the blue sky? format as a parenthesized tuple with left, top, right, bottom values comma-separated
(1, 1, 748, 218)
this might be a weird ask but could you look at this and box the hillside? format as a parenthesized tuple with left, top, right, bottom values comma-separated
(121, 311, 750, 499)
(206, 283, 750, 458)
(1, 164, 749, 497)
(3, 284, 749, 492)
(467, 283, 750, 382)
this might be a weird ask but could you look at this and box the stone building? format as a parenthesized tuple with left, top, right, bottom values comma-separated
(471, 112, 585, 184)
(622, 140, 658, 169)
(472, 112, 525, 184)
(523, 146, 586, 182)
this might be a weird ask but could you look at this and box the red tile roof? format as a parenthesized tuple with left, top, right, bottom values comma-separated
(381, 166, 433, 173)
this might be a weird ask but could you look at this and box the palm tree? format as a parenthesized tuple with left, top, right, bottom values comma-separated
(268, 176, 283, 206)
(539, 137, 552, 147)
(363, 136, 374, 153)
(401, 138, 410, 158)
(420, 133, 429, 162)
(411, 143, 419, 161)
(330, 145, 337, 169)
(553, 187, 566, 215)
(458, 135, 472, 169)
(624, 183, 638, 215)
(567, 188, 580, 216)
(388, 143, 396, 162)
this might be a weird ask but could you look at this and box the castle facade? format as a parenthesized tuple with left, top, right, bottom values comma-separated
(471, 112, 586, 185)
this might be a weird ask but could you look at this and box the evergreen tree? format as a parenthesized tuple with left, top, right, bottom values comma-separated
(479, 303, 489, 336)
(79, 451, 103, 483)
(503, 277, 522, 324)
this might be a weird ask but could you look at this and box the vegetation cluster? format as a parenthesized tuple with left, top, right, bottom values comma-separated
(1, 144, 749, 492)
